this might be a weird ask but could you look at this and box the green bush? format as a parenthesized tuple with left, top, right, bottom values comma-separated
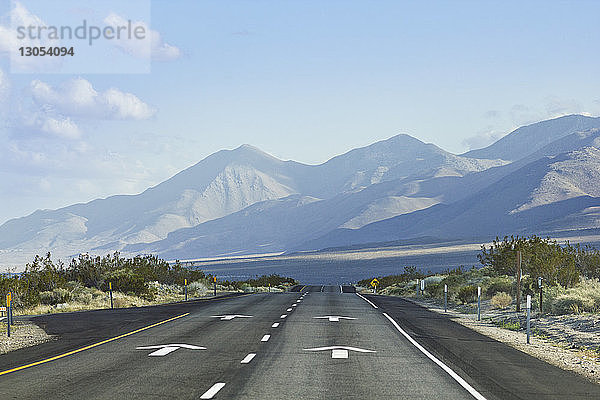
(484, 276, 513, 297)
(547, 278, 600, 314)
(425, 282, 443, 298)
(39, 288, 71, 305)
(551, 294, 592, 315)
(457, 285, 478, 304)
(104, 269, 154, 300)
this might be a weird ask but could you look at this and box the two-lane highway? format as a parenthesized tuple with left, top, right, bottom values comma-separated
(1, 286, 599, 399)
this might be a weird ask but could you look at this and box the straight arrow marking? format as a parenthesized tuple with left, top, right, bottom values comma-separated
(136, 344, 206, 357)
(313, 316, 357, 322)
(211, 315, 253, 321)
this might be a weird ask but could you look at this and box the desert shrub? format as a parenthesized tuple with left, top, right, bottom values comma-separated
(484, 276, 513, 297)
(457, 285, 478, 304)
(547, 278, 600, 314)
(491, 292, 512, 309)
(113, 297, 129, 309)
(73, 291, 94, 304)
(425, 282, 443, 298)
(104, 269, 154, 299)
(39, 288, 71, 305)
(187, 281, 208, 296)
(551, 293, 592, 315)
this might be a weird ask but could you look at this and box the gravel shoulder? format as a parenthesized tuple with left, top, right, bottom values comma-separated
(407, 296, 600, 385)
(0, 320, 55, 355)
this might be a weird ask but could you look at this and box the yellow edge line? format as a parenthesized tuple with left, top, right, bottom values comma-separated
(300, 285, 307, 292)
(0, 312, 190, 377)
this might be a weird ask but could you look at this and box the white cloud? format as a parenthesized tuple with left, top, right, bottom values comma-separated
(104, 13, 181, 61)
(0, 2, 62, 71)
(544, 96, 582, 118)
(31, 77, 156, 120)
(462, 127, 505, 150)
(40, 116, 81, 139)
(509, 104, 540, 126)
(0, 67, 9, 104)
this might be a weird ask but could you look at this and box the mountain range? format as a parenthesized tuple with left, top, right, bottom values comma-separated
(2, 114, 600, 266)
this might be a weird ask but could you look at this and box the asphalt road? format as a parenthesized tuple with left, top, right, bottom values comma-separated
(1, 287, 598, 399)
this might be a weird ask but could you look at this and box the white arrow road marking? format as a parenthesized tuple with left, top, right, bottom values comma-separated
(200, 382, 226, 399)
(261, 334, 271, 342)
(211, 315, 253, 321)
(136, 344, 206, 357)
(272, 322, 280, 328)
(332, 349, 348, 359)
(313, 316, 357, 322)
(241, 353, 256, 364)
(304, 346, 376, 359)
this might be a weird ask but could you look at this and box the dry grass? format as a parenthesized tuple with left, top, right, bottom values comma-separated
(491, 292, 512, 309)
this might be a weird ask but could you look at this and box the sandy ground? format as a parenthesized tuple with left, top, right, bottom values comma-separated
(409, 297, 600, 384)
(0, 320, 54, 355)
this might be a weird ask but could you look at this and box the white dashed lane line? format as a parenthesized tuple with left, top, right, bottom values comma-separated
(261, 335, 271, 342)
(272, 322, 280, 328)
(287, 308, 292, 312)
(280, 314, 287, 319)
(240, 353, 256, 364)
(200, 382, 226, 399)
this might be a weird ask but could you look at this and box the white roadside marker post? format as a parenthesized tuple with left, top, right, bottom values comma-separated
(526, 295, 531, 344)
(444, 284, 448, 313)
(477, 286, 481, 321)
(184, 279, 188, 301)
(416, 279, 420, 297)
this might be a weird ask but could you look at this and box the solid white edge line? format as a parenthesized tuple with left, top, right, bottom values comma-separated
(240, 353, 256, 364)
(340, 285, 343, 293)
(382, 312, 487, 400)
(355, 293, 378, 309)
(200, 382, 226, 399)
(261, 334, 271, 342)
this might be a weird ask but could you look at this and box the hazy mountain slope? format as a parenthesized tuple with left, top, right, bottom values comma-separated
(296, 134, 506, 197)
(303, 146, 600, 249)
(0, 145, 303, 252)
(462, 115, 600, 161)
(0, 133, 505, 261)
(124, 186, 443, 259)
(3, 116, 599, 265)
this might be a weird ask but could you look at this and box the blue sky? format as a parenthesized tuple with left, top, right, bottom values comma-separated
(0, 0, 599, 223)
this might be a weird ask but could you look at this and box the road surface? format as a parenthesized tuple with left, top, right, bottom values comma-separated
(1, 286, 598, 399)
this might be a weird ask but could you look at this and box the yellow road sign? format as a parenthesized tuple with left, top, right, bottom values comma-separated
(6, 293, 11, 307)
(370, 278, 379, 288)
